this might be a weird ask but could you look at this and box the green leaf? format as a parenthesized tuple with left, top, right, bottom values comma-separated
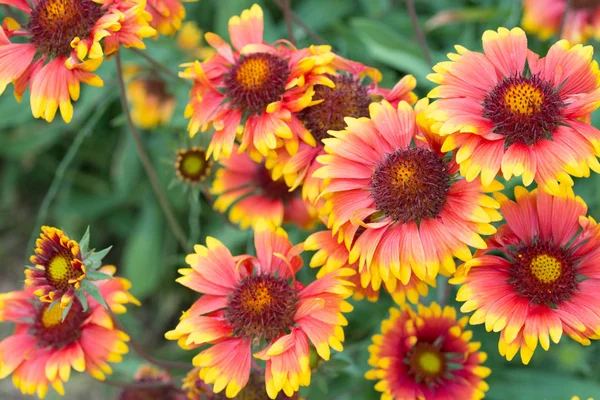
(75, 289, 88, 312)
(85, 246, 113, 270)
(81, 280, 108, 309)
(85, 271, 114, 281)
(61, 300, 74, 322)
(79, 226, 91, 255)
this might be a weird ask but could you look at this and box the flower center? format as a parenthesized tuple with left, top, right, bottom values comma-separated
(370, 147, 450, 223)
(224, 53, 290, 115)
(300, 75, 372, 143)
(407, 343, 445, 382)
(176, 148, 211, 183)
(28, 0, 104, 57)
(46, 251, 83, 292)
(482, 75, 564, 146)
(33, 301, 87, 348)
(508, 242, 578, 307)
(255, 165, 296, 201)
(226, 274, 298, 343)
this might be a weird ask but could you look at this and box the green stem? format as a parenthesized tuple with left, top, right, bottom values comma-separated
(189, 188, 202, 245)
(405, 0, 434, 68)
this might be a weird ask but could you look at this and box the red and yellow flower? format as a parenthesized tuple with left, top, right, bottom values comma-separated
(211, 147, 318, 230)
(427, 27, 600, 194)
(0, 0, 156, 122)
(366, 303, 490, 400)
(305, 230, 431, 304)
(125, 65, 176, 129)
(165, 223, 354, 399)
(453, 185, 600, 364)
(315, 99, 501, 286)
(0, 267, 138, 398)
(522, 0, 600, 43)
(181, 4, 336, 160)
(118, 364, 186, 400)
(267, 57, 417, 208)
(146, 0, 196, 36)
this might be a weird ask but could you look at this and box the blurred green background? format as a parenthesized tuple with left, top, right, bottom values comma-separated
(1, 0, 600, 399)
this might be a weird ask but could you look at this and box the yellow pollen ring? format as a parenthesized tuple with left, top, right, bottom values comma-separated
(236, 57, 270, 89)
(418, 351, 443, 374)
(241, 283, 273, 314)
(48, 255, 73, 285)
(530, 254, 562, 284)
(503, 83, 544, 116)
(41, 305, 64, 328)
(41, 0, 77, 27)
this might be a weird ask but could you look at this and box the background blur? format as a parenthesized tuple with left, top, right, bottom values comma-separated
(2, 0, 600, 399)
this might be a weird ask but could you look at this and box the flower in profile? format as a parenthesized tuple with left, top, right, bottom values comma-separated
(305, 230, 432, 304)
(453, 185, 600, 364)
(522, 0, 600, 43)
(125, 65, 176, 129)
(0, 268, 138, 398)
(181, 4, 336, 160)
(427, 27, 600, 194)
(268, 58, 417, 208)
(366, 303, 490, 400)
(211, 147, 318, 230)
(177, 21, 215, 60)
(175, 147, 213, 185)
(315, 99, 501, 286)
(165, 223, 354, 398)
(0, 0, 156, 122)
(118, 365, 186, 400)
(146, 0, 195, 36)
(25, 226, 112, 311)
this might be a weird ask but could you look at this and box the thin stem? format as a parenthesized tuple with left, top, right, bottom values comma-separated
(282, 0, 296, 44)
(405, 0, 434, 68)
(25, 98, 113, 261)
(115, 53, 191, 253)
(438, 279, 452, 307)
(188, 188, 202, 244)
(559, 0, 571, 39)
(130, 48, 182, 81)
(273, 0, 324, 44)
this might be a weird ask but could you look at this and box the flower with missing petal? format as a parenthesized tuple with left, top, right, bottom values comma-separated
(165, 223, 354, 399)
(366, 303, 490, 400)
(427, 27, 600, 194)
(453, 185, 600, 364)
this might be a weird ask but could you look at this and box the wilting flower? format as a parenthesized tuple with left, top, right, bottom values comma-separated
(177, 21, 215, 60)
(175, 147, 213, 185)
(366, 303, 490, 400)
(315, 99, 501, 286)
(118, 365, 186, 400)
(165, 223, 354, 398)
(522, 0, 600, 43)
(146, 0, 195, 36)
(181, 4, 336, 160)
(427, 27, 600, 194)
(0, 0, 155, 122)
(25, 226, 112, 311)
(211, 147, 318, 230)
(453, 185, 600, 364)
(305, 230, 432, 304)
(268, 58, 417, 208)
(0, 267, 138, 398)
(125, 65, 176, 129)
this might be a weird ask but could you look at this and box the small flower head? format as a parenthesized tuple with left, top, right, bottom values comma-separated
(126, 66, 176, 129)
(175, 147, 213, 185)
(211, 148, 318, 230)
(118, 365, 186, 400)
(427, 27, 600, 193)
(366, 303, 490, 400)
(165, 222, 354, 398)
(453, 185, 600, 364)
(146, 0, 194, 36)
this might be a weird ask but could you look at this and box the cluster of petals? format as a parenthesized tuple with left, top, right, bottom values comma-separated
(146, 0, 195, 36)
(0, 0, 156, 123)
(165, 222, 354, 399)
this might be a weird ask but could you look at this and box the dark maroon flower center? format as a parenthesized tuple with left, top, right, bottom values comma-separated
(370, 147, 450, 223)
(572, 0, 600, 9)
(32, 300, 87, 348)
(28, 0, 104, 57)
(225, 274, 298, 343)
(300, 75, 372, 143)
(508, 242, 578, 307)
(255, 165, 295, 201)
(224, 53, 290, 115)
(482, 75, 564, 146)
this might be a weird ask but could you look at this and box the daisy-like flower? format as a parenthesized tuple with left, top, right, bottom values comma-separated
(175, 147, 213, 185)
(125, 65, 176, 129)
(211, 147, 318, 230)
(118, 365, 186, 400)
(146, 0, 195, 36)
(453, 185, 600, 364)
(0, 0, 156, 123)
(0, 267, 138, 398)
(165, 223, 354, 399)
(181, 4, 336, 160)
(522, 0, 600, 43)
(268, 58, 417, 207)
(366, 303, 490, 400)
(25, 226, 112, 310)
(315, 99, 501, 286)
(427, 27, 600, 194)
(305, 230, 432, 304)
